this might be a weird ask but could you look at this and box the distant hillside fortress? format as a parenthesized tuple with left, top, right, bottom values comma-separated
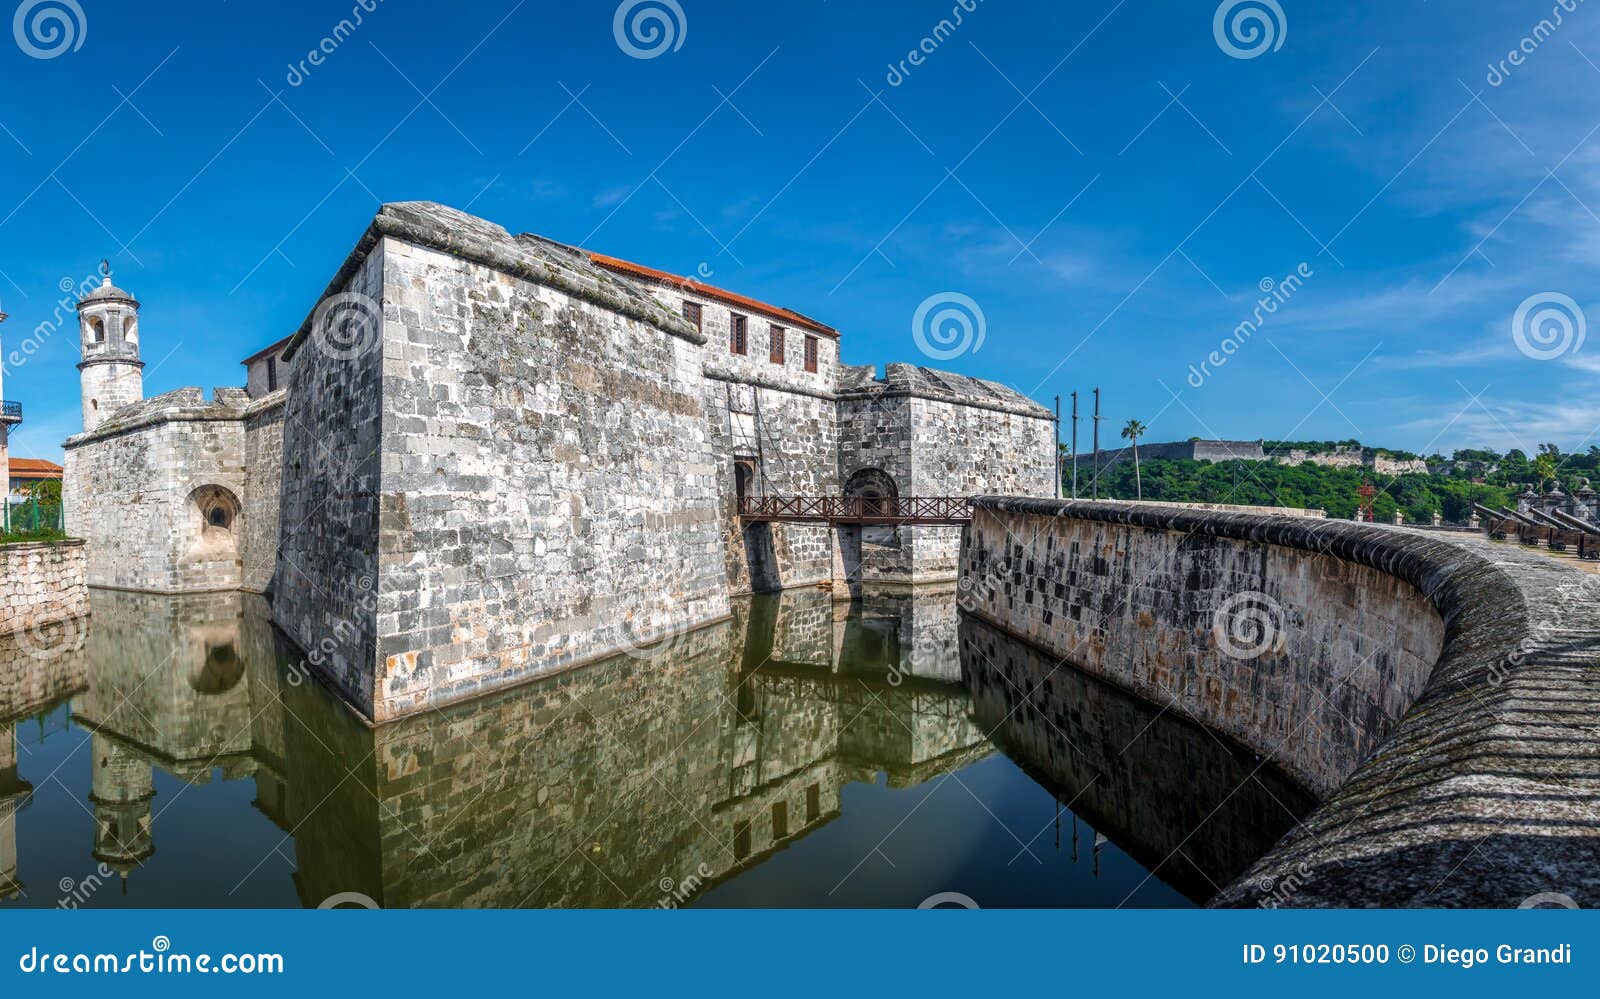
(63, 203, 1054, 722)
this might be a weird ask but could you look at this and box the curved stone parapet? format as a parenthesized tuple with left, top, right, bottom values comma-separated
(960, 497, 1600, 908)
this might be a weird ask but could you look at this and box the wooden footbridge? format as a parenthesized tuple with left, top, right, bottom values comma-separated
(738, 496, 973, 526)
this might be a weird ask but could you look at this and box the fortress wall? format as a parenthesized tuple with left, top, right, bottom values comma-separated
(906, 397, 1055, 581)
(0, 542, 88, 697)
(65, 415, 247, 593)
(837, 395, 915, 584)
(274, 246, 386, 719)
(644, 273, 843, 595)
(963, 498, 1600, 908)
(960, 500, 1444, 794)
(366, 239, 728, 721)
(241, 395, 285, 594)
(0, 540, 87, 640)
(708, 379, 838, 593)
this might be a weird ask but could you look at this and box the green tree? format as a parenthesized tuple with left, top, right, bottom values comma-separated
(1534, 452, 1558, 490)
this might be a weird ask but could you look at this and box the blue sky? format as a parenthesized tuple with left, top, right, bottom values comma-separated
(2, 0, 1599, 463)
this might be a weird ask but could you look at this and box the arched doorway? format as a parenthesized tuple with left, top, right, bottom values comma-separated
(186, 485, 242, 562)
(844, 467, 898, 519)
(835, 467, 907, 599)
(734, 458, 759, 507)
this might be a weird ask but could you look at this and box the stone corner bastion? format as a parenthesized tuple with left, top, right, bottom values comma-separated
(958, 496, 1600, 908)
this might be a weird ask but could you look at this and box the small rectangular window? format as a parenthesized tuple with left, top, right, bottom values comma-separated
(769, 325, 785, 364)
(772, 801, 789, 840)
(730, 313, 748, 355)
(266, 356, 278, 392)
(804, 334, 818, 372)
(806, 784, 820, 822)
(682, 301, 702, 331)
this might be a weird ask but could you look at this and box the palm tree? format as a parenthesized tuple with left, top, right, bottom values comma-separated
(1121, 419, 1148, 500)
(1534, 452, 1559, 491)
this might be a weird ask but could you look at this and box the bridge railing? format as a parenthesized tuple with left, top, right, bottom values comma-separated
(737, 495, 973, 525)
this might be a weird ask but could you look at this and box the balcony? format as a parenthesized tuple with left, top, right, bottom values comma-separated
(0, 401, 21, 423)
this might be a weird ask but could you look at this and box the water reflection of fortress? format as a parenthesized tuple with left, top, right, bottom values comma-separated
(1, 587, 1306, 907)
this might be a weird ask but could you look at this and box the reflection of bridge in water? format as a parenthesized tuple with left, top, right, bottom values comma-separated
(0, 583, 1311, 908)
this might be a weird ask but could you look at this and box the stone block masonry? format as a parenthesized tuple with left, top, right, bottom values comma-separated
(275, 203, 730, 722)
(64, 389, 283, 594)
(67, 199, 1060, 725)
(961, 500, 1445, 795)
(0, 540, 88, 637)
(707, 375, 839, 592)
(962, 497, 1600, 908)
(837, 366, 1055, 588)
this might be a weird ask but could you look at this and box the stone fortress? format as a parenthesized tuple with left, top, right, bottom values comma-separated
(63, 202, 1055, 723)
(1091, 438, 1431, 476)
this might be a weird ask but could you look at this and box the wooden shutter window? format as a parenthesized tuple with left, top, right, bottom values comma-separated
(730, 313, 747, 355)
(682, 301, 702, 331)
(804, 334, 818, 372)
(770, 325, 785, 364)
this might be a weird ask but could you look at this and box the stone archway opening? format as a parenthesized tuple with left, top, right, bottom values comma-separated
(839, 467, 907, 593)
(187, 485, 242, 560)
(844, 467, 899, 520)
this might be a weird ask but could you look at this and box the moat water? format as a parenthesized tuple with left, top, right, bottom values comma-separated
(0, 587, 1312, 909)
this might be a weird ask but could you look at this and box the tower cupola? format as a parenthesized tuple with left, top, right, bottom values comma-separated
(76, 263, 144, 432)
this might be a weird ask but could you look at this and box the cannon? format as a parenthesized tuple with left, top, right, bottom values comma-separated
(1474, 503, 1523, 540)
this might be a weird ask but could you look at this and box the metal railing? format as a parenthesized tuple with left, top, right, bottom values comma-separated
(737, 495, 973, 525)
(4, 496, 62, 535)
(0, 401, 21, 421)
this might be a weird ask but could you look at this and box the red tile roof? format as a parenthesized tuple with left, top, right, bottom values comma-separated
(10, 458, 62, 478)
(588, 253, 839, 338)
(241, 334, 293, 366)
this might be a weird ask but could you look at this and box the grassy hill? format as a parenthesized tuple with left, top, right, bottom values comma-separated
(1073, 442, 1596, 522)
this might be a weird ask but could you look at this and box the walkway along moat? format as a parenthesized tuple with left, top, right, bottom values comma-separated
(961, 498, 1600, 908)
(0, 585, 1309, 908)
